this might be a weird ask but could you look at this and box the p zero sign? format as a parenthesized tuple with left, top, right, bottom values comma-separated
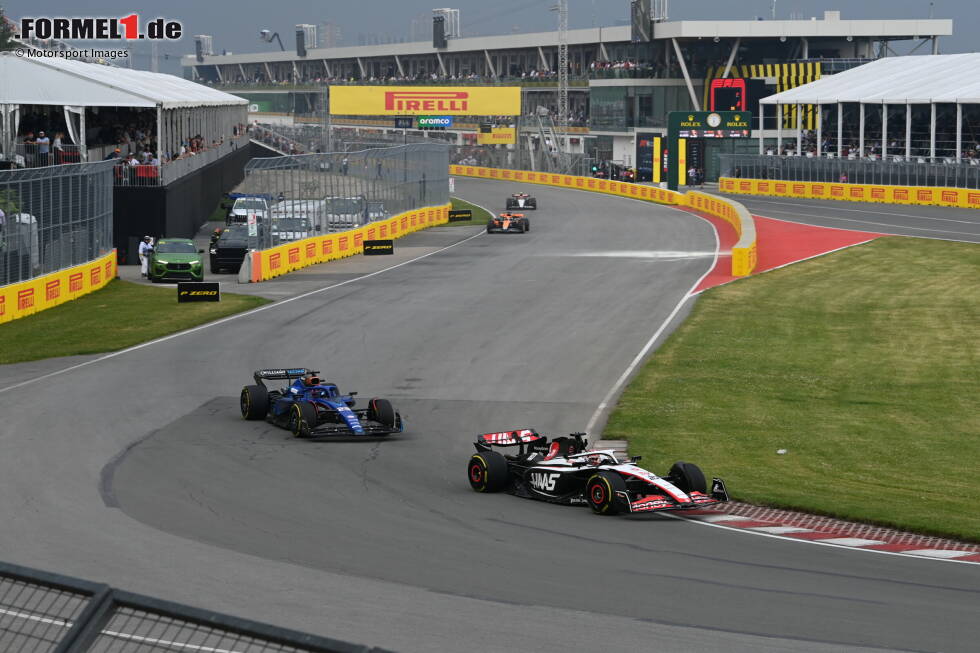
(329, 86, 521, 116)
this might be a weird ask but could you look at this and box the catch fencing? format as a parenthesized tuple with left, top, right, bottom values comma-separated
(0, 161, 114, 287)
(0, 559, 387, 652)
(721, 154, 980, 190)
(238, 143, 448, 251)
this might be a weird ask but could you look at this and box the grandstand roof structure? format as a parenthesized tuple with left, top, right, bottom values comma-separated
(0, 51, 246, 108)
(761, 54, 980, 105)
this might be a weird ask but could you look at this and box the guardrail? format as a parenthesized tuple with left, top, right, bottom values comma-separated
(448, 165, 757, 277)
(0, 559, 388, 652)
(245, 203, 450, 282)
(719, 176, 980, 210)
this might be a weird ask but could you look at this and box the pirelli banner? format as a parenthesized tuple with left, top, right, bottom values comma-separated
(0, 250, 117, 324)
(719, 178, 980, 210)
(329, 86, 522, 116)
(249, 204, 450, 282)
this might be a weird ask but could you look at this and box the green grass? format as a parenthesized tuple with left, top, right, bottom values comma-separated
(604, 237, 980, 541)
(0, 279, 270, 364)
(449, 197, 494, 227)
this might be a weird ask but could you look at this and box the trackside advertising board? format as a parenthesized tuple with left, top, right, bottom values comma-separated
(329, 86, 521, 116)
(0, 250, 117, 324)
(720, 177, 980, 210)
(177, 282, 220, 302)
(249, 204, 450, 282)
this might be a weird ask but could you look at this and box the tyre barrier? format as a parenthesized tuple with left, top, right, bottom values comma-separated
(0, 250, 117, 325)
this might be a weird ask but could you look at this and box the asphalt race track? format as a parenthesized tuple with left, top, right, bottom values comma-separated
(1, 179, 978, 653)
(719, 192, 980, 243)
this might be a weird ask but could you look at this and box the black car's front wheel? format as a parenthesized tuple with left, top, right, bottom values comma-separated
(240, 385, 269, 420)
(468, 451, 509, 493)
(586, 471, 627, 515)
(669, 461, 707, 494)
(288, 401, 318, 438)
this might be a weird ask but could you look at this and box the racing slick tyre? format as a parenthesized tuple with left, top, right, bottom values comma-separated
(669, 461, 707, 494)
(288, 401, 318, 438)
(240, 385, 269, 420)
(368, 397, 397, 428)
(468, 451, 509, 493)
(586, 471, 627, 515)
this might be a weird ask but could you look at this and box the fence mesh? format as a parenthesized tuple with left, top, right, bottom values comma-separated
(721, 154, 980, 190)
(88, 605, 312, 653)
(240, 143, 448, 250)
(0, 161, 115, 287)
(0, 575, 90, 653)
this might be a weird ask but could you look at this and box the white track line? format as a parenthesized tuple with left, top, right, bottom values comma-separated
(0, 221, 489, 396)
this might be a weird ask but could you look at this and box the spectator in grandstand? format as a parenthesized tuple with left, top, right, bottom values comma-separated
(104, 148, 121, 160)
(341, 156, 349, 175)
(35, 131, 50, 166)
(52, 132, 65, 163)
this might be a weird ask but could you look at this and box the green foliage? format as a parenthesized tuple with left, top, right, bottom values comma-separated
(0, 188, 21, 214)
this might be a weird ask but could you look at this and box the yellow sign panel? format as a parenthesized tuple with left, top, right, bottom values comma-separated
(477, 127, 516, 145)
(329, 86, 522, 116)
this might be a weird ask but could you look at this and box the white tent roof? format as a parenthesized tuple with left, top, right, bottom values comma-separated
(761, 54, 980, 106)
(0, 51, 246, 109)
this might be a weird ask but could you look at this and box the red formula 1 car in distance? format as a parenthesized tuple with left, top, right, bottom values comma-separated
(467, 430, 729, 515)
(487, 212, 529, 234)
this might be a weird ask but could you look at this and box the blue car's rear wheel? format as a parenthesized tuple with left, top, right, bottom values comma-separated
(288, 401, 318, 438)
(240, 385, 269, 420)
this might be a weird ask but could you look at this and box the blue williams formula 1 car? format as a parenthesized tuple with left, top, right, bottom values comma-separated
(468, 430, 728, 515)
(240, 368, 403, 438)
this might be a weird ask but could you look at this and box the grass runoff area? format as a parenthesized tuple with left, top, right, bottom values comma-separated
(0, 279, 269, 365)
(605, 237, 980, 541)
(449, 197, 493, 226)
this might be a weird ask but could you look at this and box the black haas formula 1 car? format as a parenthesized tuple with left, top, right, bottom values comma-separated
(505, 192, 537, 210)
(240, 368, 403, 438)
(487, 212, 529, 234)
(467, 430, 728, 515)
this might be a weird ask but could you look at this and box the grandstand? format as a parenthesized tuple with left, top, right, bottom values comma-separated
(0, 52, 251, 259)
(182, 9, 951, 180)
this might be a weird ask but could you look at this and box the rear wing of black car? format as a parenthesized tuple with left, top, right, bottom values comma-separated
(253, 368, 319, 386)
(475, 429, 547, 457)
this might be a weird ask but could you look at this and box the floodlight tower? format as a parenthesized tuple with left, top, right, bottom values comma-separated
(555, 0, 569, 168)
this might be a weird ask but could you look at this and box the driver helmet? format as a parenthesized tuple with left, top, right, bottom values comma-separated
(310, 387, 328, 398)
(302, 374, 321, 387)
